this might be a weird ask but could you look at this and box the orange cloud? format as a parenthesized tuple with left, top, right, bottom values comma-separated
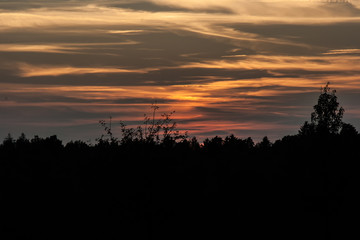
(323, 49, 360, 55)
(178, 55, 360, 72)
(0, 41, 138, 54)
(16, 63, 156, 77)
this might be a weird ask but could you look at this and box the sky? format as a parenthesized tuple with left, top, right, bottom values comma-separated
(1, 0, 360, 143)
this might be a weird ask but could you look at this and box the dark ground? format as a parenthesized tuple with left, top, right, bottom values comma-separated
(1, 132, 359, 239)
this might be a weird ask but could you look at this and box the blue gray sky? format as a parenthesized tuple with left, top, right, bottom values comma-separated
(1, 0, 360, 142)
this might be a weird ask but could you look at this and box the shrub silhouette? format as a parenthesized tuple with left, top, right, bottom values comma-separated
(99, 103, 188, 146)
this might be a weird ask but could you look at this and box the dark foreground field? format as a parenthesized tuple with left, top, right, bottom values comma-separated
(1, 132, 359, 239)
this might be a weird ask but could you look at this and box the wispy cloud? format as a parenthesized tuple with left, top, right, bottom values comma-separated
(1, 3, 360, 31)
(150, 0, 360, 17)
(323, 49, 360, 55)
(16, 63, 156, 77)
(0, 41, 139, 54)
(107, 30, 146, 34)
(178, 55, 360, 72)
(0, 44, 80, 54)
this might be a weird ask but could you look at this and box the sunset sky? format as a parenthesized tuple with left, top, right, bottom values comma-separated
(1, 0, 360, 142)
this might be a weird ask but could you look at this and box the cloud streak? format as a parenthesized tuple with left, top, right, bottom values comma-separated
(179, 55, 360, 72)
(16, 63, 156, 77)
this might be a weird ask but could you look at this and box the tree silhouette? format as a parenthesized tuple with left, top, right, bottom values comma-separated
(256, 136, 272, 149)
(340, 123, 358, 137)
(300, 82, 344, 136)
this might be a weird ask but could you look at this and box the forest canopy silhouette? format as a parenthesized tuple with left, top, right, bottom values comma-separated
(1, 82, 359, 239)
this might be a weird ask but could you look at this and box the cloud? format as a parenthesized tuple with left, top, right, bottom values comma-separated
(0, 41, 139, 54)
(323, 48, 360, 55)
(150, 0, 360, 17)
(0, 44, 80, 54)
(178, 55, 360, 72)
(107, 30, 146, 34)
(16, 63, 156, 77)
(1, 3, 360, 32)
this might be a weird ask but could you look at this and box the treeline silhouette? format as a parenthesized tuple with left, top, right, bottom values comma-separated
(1, 83, 359, 239)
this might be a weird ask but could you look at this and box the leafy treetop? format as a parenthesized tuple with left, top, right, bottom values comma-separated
(300, 82, 344, 136)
